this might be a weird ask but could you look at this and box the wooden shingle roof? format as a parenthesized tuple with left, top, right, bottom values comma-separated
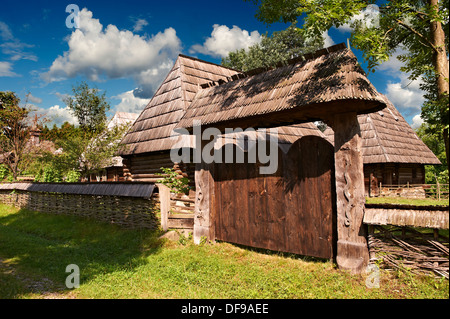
(176, 43, 387, 131)
(323, 98, 441, 165)
(119, 55, 239, 155)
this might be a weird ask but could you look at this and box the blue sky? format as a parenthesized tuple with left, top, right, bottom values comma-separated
(0, 0, 425, 128)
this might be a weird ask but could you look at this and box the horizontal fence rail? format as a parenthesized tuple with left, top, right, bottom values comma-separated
(370, 183, 449, 200)
(157, 184, 194, 234)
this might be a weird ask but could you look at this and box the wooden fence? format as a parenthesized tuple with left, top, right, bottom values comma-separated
(158, 184, 195, 234)
(364, 203, 449, 279)
(370, 183, 449, 199)
(0, 182, 159, 229)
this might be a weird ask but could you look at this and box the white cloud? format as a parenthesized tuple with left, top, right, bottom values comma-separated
(26, 93, 42, 104)
(0, 20, 37, 61)
(385, 73, 425, 114)
(1, 41, 37, 61)
(189, 24, 262, 58)
(133, 19, 149, 32)
(54, 92, 70, 102)
(0, 21, 13, 41)
(113, 90, 150, 114)
(338, 4, 380, 33)
(0, 61, 19, 77)
(40, 105, 79, 127)
(322, 30, 335, 48)
(42, 8, 181, 98)
(378, 48, 407, 75)
(378, 47, 426, 116)
(411, 114, 424, 129)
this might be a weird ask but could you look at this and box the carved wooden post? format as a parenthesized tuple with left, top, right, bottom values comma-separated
(193, 138, 215, 244)
(328, 112, 369, 274)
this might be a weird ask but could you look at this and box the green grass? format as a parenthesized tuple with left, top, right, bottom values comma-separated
(0, 204, 448, 299)
(366, 196, 449, 206)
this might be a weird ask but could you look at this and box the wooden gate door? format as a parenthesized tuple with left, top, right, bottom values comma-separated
(214, 136, 336, 259)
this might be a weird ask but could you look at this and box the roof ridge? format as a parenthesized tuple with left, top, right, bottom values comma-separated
(177, 53, 241, 72)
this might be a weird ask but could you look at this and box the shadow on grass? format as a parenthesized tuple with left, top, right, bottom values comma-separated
(0, 207, 164, 298)
(217, 240, 334, 265)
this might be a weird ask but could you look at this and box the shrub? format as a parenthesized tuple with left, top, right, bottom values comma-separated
(0, 165, 10, 181)
(156, 167, 190, 194)
(65, 170, 81, 183)
(35, 166, 63, 183)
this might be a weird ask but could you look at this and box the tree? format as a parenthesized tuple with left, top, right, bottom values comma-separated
(222, 24, 322, 71)
(35, 122, 131, 181)
(246, 0, 449, 167)
(416, 122, 448, 183)
(0, 91, 30, 180)
(80, 123, 131, 178)
(41, 122, 83, 148)
(64, 82, 110, 134)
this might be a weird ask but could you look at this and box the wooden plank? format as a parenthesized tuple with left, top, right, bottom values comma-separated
(168, 217, 194, 229)
(364, 207, 449, 229)
(158, 184, 170, 231)
(212, 136, 336, 260)
(328, 111, 369, 274)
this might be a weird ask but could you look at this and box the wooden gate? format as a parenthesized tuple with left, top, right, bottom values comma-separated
(214, 136, 336, 259)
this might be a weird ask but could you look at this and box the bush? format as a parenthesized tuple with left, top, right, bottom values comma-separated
(0, 165, 10, 181)
(156, 167, 190, 194)
(35, 166, 63, 183)
(65, 170, 80, 183)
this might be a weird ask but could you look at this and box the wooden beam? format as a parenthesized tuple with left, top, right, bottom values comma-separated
(327, 111, 369, 274)
(157, 184, 171, 232)
(193, 137, 216, 244)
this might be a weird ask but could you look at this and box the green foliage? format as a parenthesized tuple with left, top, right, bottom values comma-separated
(64, 82, 110, 134)
(41, 122, 84, 148)
(0, 164, 10, 181)
(247, 0, 449, 164)
(0, 91, 31, 180)
(177, 231, 193, 246)
(156, 167, 190, 194)
(222, 24, 322, 72)
(366, 196, 449, 207)
(32, 122, 130, 181)
(248, 0, 448, 72)
(416, 123, 448, 184)
(82, 123, 130, 177)
(65, 170, 81, 183)
(35, 165, 63, 183)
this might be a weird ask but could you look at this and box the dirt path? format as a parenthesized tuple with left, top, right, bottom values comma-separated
(0, 257, 75, 299)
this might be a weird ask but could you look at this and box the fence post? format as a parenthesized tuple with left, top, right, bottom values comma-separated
(437, 180, 440, 201)
(157, 184, 171, 232)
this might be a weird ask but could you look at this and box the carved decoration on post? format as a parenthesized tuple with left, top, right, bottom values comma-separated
(326, 111, 369, 274)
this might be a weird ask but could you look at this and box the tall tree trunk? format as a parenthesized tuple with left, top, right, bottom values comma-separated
(430, 0, 449, 169)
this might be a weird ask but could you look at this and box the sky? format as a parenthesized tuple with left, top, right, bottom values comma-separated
(0, 0, 426, 129)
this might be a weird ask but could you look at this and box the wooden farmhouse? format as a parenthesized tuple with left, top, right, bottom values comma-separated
(323, 98, 441, 194)
(119, 55, 237, 186)
(118, 43, 441, 273)
(118, 55, 323, 189)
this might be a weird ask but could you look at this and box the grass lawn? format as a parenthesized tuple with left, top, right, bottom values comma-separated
(366, 196, 449, 206)
(0, 203, 448, 299)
